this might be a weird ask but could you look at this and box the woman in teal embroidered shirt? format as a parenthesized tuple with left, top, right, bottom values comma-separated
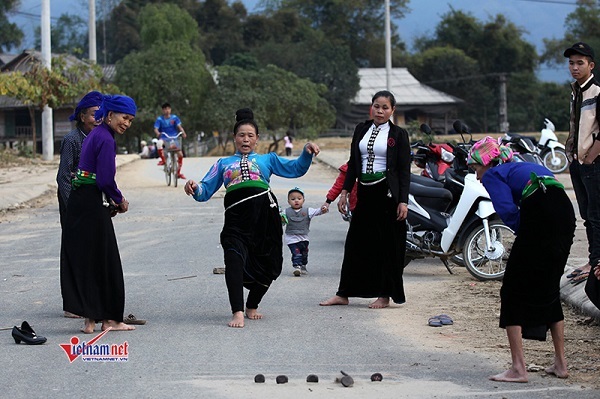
(184, 108, 320, 328)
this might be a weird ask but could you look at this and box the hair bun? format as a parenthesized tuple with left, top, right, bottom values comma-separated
(235, 108, 254, 122)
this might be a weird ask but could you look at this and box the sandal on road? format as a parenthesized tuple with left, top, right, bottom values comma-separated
(428, 317, 443, 327)
(124, 314, 146, 325)
(435, 314, 454, 325)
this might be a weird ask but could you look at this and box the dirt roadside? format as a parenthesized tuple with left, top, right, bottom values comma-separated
(1, 140, 599, 388)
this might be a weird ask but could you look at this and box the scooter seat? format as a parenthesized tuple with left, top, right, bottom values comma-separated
(410, 182, 453, 213)
(410, 174, 444, 188)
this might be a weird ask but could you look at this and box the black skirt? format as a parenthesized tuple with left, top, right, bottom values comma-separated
(60, 185, 125, 322)
(336, 179, 407, 303)
(499, 186, 575, 340)
(220, 187, 283, 287)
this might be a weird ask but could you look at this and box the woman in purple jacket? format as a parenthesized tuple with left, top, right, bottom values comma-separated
(61, 95, 137, 334)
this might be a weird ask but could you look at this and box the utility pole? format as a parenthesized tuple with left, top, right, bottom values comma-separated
(384, 0, 391, 91)
(498, 73, 509, 133)
(89, 0, 97, 63)
(41, 0, 54, 161)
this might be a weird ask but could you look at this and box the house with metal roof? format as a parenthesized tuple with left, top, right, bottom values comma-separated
(0, 50, 113, 152)
(337, 68, 463, 134)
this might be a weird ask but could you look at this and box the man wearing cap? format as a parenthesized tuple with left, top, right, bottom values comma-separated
(564, 42, 600, 285)
(154, 102, 187, 179)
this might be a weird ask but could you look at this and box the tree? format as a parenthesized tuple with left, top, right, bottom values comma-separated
(139, 3, 200, 48)
(0, 55, 115, 155)
(34, 14, 88, 58)
(202, 64, 335, 153)
(250, 26, 359, 113)
(411, 9, 540, 132)
(541, 0, 600, 77)
(115, 4, 215, 150)
(261, 0, 410, 67)
(193, 0, 247, 65)
(407, 46, 494, 132)
(0, 0, 24, 52)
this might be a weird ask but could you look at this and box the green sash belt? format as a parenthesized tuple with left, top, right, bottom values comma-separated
(360, 171, 386, 183)
(521, 172, 564, 201)
(72, 169, 97, 189)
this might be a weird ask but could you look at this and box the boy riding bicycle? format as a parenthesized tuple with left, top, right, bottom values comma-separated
(154, 102, 187, 179)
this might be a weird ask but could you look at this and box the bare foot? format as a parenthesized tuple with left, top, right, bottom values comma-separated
(246, 308, 263, 320)
(64, 311, 83, 318)
(228, 311, 245, 328)
(488, 369, 528, 383)
(545, 364, 569, 379)
(368, 297, 390, 309)
(101, 320, 135, 331)
(81, 318, 95, 334)
(319, 295, 349, 306)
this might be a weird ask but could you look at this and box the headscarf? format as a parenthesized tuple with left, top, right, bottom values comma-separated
(68, 91, 103, 121)
(467, 136, 513, 166)
(94, 94, 137, 120)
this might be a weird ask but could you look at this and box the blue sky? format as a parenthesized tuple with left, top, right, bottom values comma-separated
(9, 0, 578, 82)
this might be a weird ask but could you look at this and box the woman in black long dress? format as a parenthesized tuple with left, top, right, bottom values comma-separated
(320, 90, 411, 308)
(61, 95, 137, 334)
(468, 137, 575, 382)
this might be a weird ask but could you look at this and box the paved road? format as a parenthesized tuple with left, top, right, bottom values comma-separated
(0, 157, 596, 398)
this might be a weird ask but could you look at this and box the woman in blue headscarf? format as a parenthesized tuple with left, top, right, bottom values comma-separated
(61, 94, 137, 334)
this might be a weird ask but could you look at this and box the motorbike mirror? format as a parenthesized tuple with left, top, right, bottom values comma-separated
(420, 123, 431, 135)
(452, 120, 471, 144)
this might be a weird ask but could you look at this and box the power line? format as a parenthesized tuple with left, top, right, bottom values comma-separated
(516, 0, 578, 4)
(11, 10, 60, 21)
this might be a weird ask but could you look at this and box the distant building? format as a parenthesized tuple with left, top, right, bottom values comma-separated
(336, 68, 463, 135)
(0, 50, 113, 152)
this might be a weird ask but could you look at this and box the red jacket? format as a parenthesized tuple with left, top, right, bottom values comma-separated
(325, 163, 358, 211)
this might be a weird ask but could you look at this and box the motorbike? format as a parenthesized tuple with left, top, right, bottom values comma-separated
(501, 132, 543, 165)
(538, 118, 569, 173)
(405, 122, 516, 281)
(411, 124, 455, 182)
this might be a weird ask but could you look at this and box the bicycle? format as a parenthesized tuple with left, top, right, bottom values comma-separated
(162, 132, 183, 187)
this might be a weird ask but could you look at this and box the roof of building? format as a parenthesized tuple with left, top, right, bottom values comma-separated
(0, 49, 86, 73)
(354, 68, 462, 106)
(0, 54, 18, 67)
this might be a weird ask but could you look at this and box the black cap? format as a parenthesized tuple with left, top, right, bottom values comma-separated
(564, 42, 595, 61)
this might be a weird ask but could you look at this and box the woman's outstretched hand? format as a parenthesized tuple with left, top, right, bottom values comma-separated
(185, 180, 197, 196)
(305, 143, 320, 155)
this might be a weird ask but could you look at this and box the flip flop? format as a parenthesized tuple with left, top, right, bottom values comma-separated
(566, 269, 584, 279)
(570, 272, 589, 286)
(124, 314, 146, 325)
(428, 317, 443, 327)
(436, 314, 454, 325)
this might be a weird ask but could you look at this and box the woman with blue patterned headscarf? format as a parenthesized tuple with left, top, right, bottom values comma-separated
(468, 136, 575, 383)
(61, 94, 138, 334)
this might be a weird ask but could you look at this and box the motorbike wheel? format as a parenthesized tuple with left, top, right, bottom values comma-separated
(542, 149, 569, 174)
(463, 221, 515, 281)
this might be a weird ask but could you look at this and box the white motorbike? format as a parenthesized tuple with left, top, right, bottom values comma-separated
(538, 118, 569, 174)
(405, 172, 515, 281)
